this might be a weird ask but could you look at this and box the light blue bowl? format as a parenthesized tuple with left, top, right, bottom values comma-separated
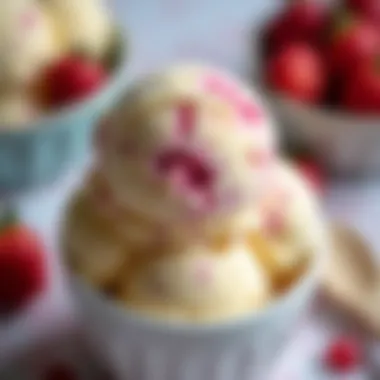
(0, 32, 128, 194)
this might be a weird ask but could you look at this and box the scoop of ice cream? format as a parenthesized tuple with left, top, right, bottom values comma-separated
(63, 189, 130, 288)
(245, 162, 327, 292)
(122, 240, 270, 322)
(64, 185, 271, 322)
(97, 63, 277, 226)
(120, 163, 325, 320)
(83, 169, 171, 247)
(63, 163, 325, 322)
(0, 92, 38, 127)
(84, 168, 245, 247)
(0, 0, 62, 87)
(44, 0, 113, 60)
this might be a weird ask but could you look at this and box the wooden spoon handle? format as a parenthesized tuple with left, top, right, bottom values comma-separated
(322, 223, 380, 335)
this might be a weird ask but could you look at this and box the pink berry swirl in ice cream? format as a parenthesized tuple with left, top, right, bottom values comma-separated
(95, 63, 278, 226)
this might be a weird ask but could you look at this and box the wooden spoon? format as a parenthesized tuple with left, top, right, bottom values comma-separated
(322, 223, 380, 335)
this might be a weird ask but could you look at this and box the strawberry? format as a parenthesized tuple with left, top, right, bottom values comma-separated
(0, 211, 46, 315)
(42, 56, 107, 108)
(342, 56, 380, 113)
(265, 0, 328, 54)
(266, 43, 326, 104)
(327, 13, 379, 78)
(324, 337, 362, 372)
(346, 0, 380, 25)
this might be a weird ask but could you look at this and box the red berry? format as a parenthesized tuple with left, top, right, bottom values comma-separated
(342, 57, 380, 114)
(43, 363, 78, 380)
(266, 43, 326, 104)
(324, 337, 362, 372)
(347, 0, 380, 25)
(265, 1, 328, 53)
(43, 57, 107, 107)
(327, 16, 379, 78)
(0, 220, 46, 315)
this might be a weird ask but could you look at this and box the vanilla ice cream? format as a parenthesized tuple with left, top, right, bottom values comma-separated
(122, 241, 270, 322)
(247, 162, 326, 292)
(64, 63, 328, 323)
(96, 63, 277, 227)
(0, 0, 61, 88)
(44, 0, 113, 60)
(63, 189, 129, 288)
(64, 162, 327, 322)
(64, 186, 271, 322)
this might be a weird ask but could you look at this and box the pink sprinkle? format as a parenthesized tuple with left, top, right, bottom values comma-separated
(193, 258, 213, 285)
(203, 74, 262, 124)
(239, 100, 263, 122)
(204, 74, 239, 101)
(176, 102, 196, 137)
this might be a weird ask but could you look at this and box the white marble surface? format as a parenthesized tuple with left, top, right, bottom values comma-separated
(1, 0, 380, 377)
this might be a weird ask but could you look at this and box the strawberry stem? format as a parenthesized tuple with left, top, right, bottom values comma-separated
(331, 10, 354, 40)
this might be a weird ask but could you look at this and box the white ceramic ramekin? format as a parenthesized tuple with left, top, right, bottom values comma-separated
(69, 250, 322, 380)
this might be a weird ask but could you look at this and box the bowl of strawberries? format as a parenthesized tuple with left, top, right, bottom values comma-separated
(255, 0, 380, 175)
